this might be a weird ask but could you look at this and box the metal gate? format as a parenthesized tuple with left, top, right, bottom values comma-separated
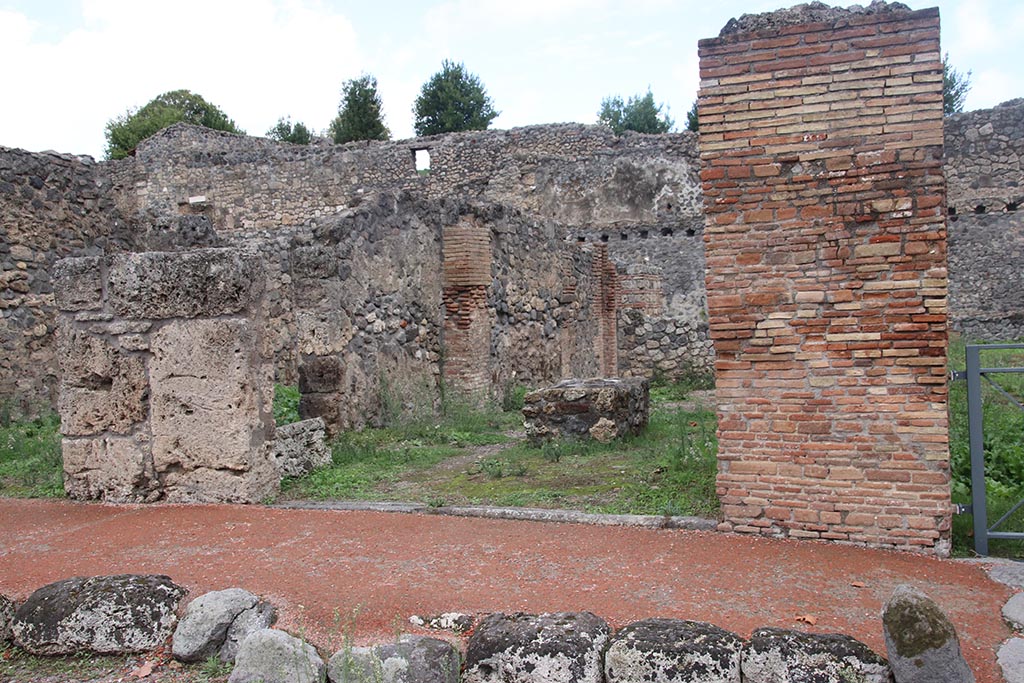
(952, 343, 1024, 556)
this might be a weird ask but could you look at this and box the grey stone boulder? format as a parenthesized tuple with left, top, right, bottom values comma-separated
(172, 588, 276, 663)
(742, 628, 892, 683)
(273, 417, 331, 477)
(604, 618, 743, 683)
(465, 611, 610, 683)
(228, 628, 326, 683)
(1004, 592, 1024, 630)
(11, 574, 185, 655)
(0, 593, 15, 643)
(327, 634, 460, 683)
(998, 637, 1024, 683)
(882, 584, 974, 683)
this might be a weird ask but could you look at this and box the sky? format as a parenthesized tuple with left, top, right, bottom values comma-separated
(1, 0, 1022, 160)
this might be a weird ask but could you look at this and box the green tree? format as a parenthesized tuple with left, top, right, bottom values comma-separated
(266, 117, 311, 145)
(598, 89, 674, 135)
(413, 60, 499, 136)
(943, 53, 973, 115)
(329, 74, 390, 144)
(104, 89, 243, 159)
(685, 98, 699, 132)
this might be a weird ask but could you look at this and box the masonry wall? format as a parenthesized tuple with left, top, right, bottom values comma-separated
(699, 6, 951, 553)
(55, 248, 279, 503)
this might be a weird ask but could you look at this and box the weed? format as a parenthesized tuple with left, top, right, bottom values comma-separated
(0, 409, 63, 497)
(273, 384, 301, 426)
(198, 654, 233, 680)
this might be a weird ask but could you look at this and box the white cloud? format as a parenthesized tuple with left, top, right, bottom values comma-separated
(0, 0, 361, 158)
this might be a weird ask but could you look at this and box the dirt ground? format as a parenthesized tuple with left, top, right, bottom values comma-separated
(0, 498, 1014, 682)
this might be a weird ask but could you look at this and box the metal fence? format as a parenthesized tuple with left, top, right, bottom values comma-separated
(953, 343, 1024, 556)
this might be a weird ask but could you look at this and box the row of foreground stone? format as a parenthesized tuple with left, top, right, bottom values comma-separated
(0, 574, 974, 683)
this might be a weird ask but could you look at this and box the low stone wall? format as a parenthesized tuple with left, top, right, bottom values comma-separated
(55, 248, 278, 503)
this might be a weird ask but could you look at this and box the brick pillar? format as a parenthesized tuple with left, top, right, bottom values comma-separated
(699, 6, 950, 553)
(442, 217, 492, 399)
(593, 244, 619, 376)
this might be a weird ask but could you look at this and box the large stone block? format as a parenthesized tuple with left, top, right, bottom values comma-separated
(150, 318, 278, 503)
(108, 248, 264, 320)
(742, 628, 891, 683)
(883, 585, 974, 683)
(62, 435, 155, 502)
(11, 574, 185, 655)
(604, 618, 743, 683)
(52, 257, 104, 312)
(523, 377, 649, 444)
(273, 418, 331, 478)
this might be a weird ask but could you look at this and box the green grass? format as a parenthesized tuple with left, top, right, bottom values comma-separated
(948, 336, 1024, 557)
(273, 384, 302, 426)
(0, 409, 63, 497)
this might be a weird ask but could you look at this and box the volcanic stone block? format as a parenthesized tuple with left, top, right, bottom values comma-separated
(272, 417, 331, 478)
(0, 594, 14, 643)
(604, 618, 743, 683)
(11, 574, 185, 655)
(150, 318, 278, 503)
(228, 628, 325, 683)
(522, 377, 649, 444)
(742, 628, 891, 683)
(327, 634, 461, 683)
(62, 435, 155, 502)
(172, 588, 276, 664)
(465, 612, 610, 683)
(108, 248, 264, 320)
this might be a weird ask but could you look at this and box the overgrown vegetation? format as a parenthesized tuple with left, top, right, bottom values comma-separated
(948, 337, 1024, 557)
(0, 407, 62, 497)
(597, 89, 674, 135)
(274, 384, 302, 426)
(281, 374, 719, 517)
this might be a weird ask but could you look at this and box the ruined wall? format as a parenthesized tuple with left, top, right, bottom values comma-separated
(126, 123, 700, 233)
(55, 248, 278, 503)
(0, 150, 138, 408)
(699, 5, 951, 553)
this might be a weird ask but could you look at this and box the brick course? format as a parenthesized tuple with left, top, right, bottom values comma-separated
(698, 6, 951, 554)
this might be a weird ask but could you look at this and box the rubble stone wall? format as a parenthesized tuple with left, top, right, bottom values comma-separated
(55, 248, 278, 504)
(699, 5, 951, 553)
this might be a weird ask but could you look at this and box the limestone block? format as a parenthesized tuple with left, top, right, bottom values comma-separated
(604, 618, 743, 683)
(11, 574, 185, 655)
(742, 628, 891, 683)
(228, 628, 325, 683)
(172, 588, 276, 664)
(465, 612, 610, 683)
(882, 584, 974, 683)
(62, 435, 154, 502)
(150, 318, 278, 503)
(108, 248, 264, 320)
(52, 256, 104, 311)
(328, 635, 461, 683)
(57, 325, 148, 435)
(273, 417, 331, 477)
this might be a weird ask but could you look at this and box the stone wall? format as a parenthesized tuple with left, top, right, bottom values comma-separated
(945, 98, 1024, 214)
(699, 4, 951, 553)
(0, 149, 138, 408)
(55, 248, 279, 503)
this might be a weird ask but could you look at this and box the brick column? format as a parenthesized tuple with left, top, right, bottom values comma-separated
(593, 244, 619, 376)
(699, 6, 950, 553)
(442, 217, 492, 399)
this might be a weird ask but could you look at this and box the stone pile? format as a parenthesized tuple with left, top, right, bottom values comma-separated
(522, 377, 649, 444)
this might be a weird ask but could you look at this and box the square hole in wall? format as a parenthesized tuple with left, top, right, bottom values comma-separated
(413, 149, 431, 175)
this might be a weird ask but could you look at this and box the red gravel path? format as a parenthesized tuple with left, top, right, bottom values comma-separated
(0, 498, 1012, 682)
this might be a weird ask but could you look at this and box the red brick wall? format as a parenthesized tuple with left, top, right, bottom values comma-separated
(698, 8, 950, 553)
(592, 244, 619, 376)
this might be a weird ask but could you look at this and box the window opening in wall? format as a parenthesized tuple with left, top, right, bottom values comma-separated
(600, 234, 609, 243)
(661, 227, 674, 237)
(620, 233, 628, 241)
(413, 149, 431, 176)
(640, 230, 649, 239)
